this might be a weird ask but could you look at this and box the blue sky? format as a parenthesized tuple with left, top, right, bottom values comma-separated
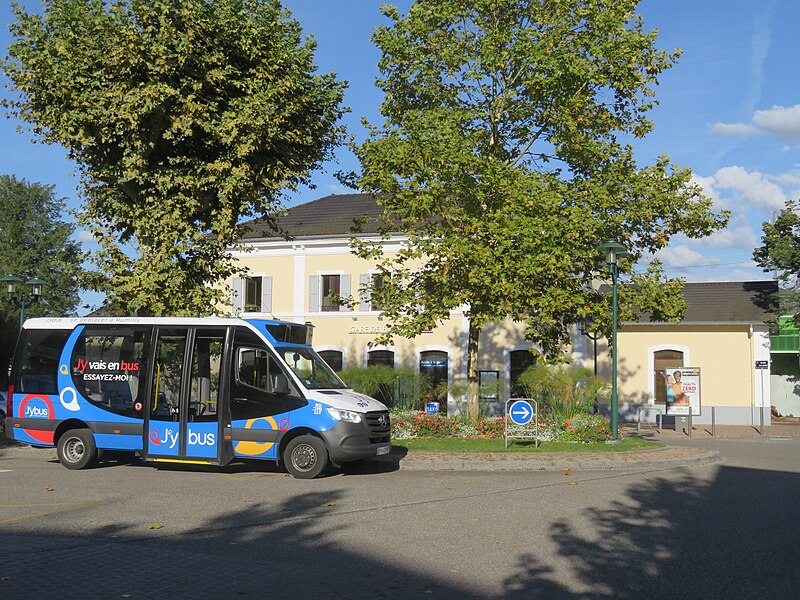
(2, 0, 799, 308)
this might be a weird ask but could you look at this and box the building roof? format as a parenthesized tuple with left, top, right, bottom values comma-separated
(631, 280, 778, 324)
(241, 194, 778, 325)
(242, 193, 383, 239)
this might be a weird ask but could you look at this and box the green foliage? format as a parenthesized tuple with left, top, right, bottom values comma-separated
(3, 0, 346, 316)
(0, 174, 85, 374)
(754, 200, 800, 317)
(517, 364, 608, 423)
(338, 365, 420, 410)
(352, 0, 728, 420)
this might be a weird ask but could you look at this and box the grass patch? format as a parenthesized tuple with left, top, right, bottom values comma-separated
(393, 436, 660, 453)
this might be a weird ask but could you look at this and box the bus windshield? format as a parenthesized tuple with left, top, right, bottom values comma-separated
(279, 347, 347, 390)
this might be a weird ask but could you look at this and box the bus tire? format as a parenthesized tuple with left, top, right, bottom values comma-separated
(57, 429, 98, 470)
(283, 435, 329, 479)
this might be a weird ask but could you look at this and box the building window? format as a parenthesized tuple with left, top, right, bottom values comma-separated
(420, 350, 448, 409)
(321, 274, 341, 312)
(510, 349, 536, 397)
(244, 277, 263, 313)
(653, 349, 685, 404)
(318, 350, 344, 372)
(367, 350, 395, 368)
(233, 275, 272, 314)
(479, 370, 499, 400)
(371, 274, 387, 311)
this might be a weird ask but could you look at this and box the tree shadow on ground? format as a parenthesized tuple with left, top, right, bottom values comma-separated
(2, 465, 799, 599)
(503, 466, 800, 599)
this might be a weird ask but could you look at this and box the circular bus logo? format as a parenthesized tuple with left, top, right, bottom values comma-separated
(17, 394, 56, 444)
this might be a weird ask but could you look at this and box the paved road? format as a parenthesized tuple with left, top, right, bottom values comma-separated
(2, 438, 799, 599)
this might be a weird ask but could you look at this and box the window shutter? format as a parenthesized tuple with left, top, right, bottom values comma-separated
(309, 275, 320, 312)
(359, 273, 371, 312)
(232, 277, 244, 314)
(340, 274, 351, 312)
(261, 276, 273, 313)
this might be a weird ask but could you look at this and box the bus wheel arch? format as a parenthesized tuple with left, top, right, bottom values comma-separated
(55, 421, 98, 470)
(280, 429, 329, 479)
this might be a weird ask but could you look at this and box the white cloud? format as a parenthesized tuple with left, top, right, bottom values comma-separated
(654, 244, 715, 269)
(710, 122, 762, 137)
(712, 103, 800, 143)
(77, 230, 95, 242)
(752, 104, 800, 141)
(691, 224, 758, 250)
(713, 165, 788, 209)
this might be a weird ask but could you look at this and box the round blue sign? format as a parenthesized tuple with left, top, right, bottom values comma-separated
(508, 400, 533, 426)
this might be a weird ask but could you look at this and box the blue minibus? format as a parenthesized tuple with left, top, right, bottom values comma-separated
(6, 317, 391, 478)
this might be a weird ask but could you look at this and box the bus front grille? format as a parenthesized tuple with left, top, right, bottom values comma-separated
(365, 411, 391, 443)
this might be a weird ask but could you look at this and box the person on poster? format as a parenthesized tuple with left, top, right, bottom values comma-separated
(672, 370, 688, 405)
(664, 372, 675, 407)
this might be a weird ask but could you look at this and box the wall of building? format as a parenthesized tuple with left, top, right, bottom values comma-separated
(600, 324, 772, 426)
(230, 238, 525, 413)
(230, 237, 772, 425)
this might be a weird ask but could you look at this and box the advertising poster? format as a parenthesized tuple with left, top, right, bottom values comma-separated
(661, 367, 701, 416)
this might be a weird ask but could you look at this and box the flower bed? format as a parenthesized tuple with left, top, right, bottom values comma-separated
(390, 410, 611, 443)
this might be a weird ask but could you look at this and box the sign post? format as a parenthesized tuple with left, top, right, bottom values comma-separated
(504, 399, 538, 449)
(755, 359, 768, 435)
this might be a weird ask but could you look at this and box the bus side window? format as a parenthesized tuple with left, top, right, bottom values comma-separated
(71, 326, 152, 418)
(14, 330, 70, 395)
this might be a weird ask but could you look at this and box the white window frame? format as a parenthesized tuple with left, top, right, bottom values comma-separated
(647, 343, 690, 405)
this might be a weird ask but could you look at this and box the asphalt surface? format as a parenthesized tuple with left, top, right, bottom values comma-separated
(2, 423, 799, 599)
(4, 421, 799, 471)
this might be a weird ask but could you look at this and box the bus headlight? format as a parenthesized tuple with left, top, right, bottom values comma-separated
(326, 407, 362, 423)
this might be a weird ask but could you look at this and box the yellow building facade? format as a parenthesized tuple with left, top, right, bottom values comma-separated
(230, 194, 776, 425)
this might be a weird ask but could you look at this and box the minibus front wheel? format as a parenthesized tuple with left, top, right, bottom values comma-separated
(57, 428, 98, 470)
(283, 435, 329, 479)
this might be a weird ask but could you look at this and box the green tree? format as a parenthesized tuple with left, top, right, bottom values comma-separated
(3, 0, 346, 316)
(352, 0, 727, 421)
(0, 175, 84, 377)
(753, 199, 800, 315)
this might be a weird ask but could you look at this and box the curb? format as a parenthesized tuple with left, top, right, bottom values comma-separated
(0, 444, 57, 459)
(380, 445, 720, 472)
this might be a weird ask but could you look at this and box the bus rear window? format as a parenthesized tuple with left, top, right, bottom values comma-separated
(14, 329, 71, 395)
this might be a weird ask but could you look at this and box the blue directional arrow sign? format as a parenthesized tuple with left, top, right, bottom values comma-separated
(509, 400, 533, 426)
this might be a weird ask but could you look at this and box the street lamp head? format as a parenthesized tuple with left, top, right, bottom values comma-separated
(0, 274, 23, 296)
(598, 240, 630, 267)
(579, 315, 595, 337)
(26, 277, 47, 297)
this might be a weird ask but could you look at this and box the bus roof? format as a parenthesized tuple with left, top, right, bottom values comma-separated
(22, 316, 297, 329)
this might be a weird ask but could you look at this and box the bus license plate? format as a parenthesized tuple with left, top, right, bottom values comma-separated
(376, 446, 390, 456)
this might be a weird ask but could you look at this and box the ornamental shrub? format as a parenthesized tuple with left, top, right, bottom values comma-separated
(389, 409, 612, 443)
(557, 413, 612, 443)
(517, 364, 608, 423)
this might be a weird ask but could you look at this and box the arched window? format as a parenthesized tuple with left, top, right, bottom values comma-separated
(367, 350, 395, 368)
(318, 350, 344, 372)
(653, 349, 685, 404)
(420, 350, 448, 406)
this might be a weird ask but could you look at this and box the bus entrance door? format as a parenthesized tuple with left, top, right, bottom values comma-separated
(144, 328, 227, 464)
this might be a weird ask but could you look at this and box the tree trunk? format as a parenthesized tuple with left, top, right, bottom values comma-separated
(467, 321, 481, 425)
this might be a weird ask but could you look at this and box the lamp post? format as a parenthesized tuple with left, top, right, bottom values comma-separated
(1, 275, 47, 329)
(598, 240, 629, 439)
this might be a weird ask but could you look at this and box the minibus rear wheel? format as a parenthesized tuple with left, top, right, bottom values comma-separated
(284, 435, 329, 479)
(57, 428, 98, 470)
